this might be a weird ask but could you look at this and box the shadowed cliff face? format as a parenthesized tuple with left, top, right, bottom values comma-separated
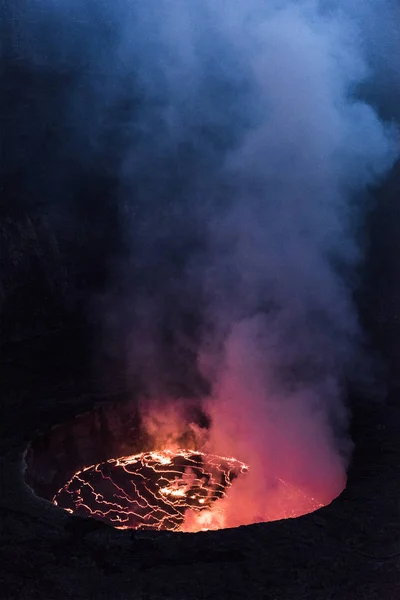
(361, 159, 400, 397)
(0, 52, 123, 355)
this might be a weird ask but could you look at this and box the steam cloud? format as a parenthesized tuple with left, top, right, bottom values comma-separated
(9, 1, 399, 525)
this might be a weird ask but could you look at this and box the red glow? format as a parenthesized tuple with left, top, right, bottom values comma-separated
(53, 449, 248, 532)
(53, 318, 348, 532)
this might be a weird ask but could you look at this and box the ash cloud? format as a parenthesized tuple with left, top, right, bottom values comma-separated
(5, 1, 399, 524)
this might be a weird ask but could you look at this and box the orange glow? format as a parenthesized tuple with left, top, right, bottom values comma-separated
(53, 449, 248, 532)
(53, 444, 333, 532)
(52, 379, 346, 531)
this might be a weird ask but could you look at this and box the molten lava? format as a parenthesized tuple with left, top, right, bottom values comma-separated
(53, 449, 248, 532)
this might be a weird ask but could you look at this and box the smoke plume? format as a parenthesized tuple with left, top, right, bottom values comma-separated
(6, 1, 399, 526)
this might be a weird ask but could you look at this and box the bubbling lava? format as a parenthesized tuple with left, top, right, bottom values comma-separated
(53, 449, 249, 532)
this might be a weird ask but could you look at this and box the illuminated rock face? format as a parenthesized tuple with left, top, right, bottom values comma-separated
(53, 449, 248, 532)
(24, 397, 151, 504)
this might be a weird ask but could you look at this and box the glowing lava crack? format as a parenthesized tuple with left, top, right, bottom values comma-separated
(53, 449, 248, 532)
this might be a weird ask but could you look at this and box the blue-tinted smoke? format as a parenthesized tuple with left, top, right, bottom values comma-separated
(5, 0, 399, 523)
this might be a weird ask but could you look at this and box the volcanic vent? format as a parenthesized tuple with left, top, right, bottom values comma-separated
(24, 392, 342, 533)
(24, 396, 246, 532)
